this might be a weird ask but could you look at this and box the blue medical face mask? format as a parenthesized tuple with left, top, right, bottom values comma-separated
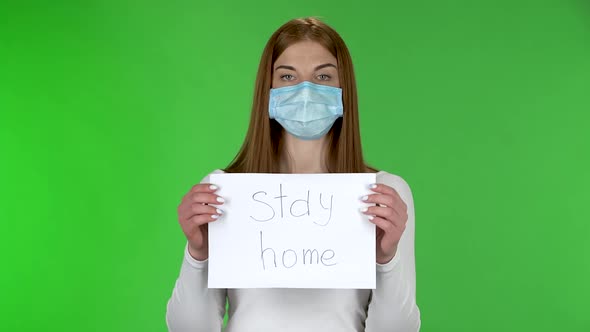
(268, 81, 344, 140)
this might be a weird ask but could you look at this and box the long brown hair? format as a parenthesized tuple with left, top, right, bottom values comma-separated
(224, 17, 375, 174)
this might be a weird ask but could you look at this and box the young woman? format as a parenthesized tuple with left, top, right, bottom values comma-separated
(167, 17, 421, 331)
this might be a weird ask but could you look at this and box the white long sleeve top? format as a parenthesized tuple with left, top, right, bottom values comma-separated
(166, 170, 421, 331)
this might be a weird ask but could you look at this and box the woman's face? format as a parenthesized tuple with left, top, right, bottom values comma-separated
(272, 40, 340, 89)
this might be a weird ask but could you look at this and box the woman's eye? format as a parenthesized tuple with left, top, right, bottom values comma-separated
(317, 74, 331, 81)
(280, 74, 295, 81)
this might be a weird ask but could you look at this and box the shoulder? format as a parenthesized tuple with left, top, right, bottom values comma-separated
(375, 170, 414, 203)
(199, 169, 226, 184)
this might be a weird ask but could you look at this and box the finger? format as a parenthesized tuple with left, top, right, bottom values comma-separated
(389, 210, 408, 229)
(180, 203, 224, 221)
(368, 215, 406, 233)
(361, 205, 399, 221)
(365, 190, 407, 213)
(361, 193, 394, 208)
(364, 196, 407, 222)
(369, 184, 406, 209)
(186, 192, 225, 205)
(366, 215, 396, 233)
(362, 205, 408, 229)
(186, 213, 219, 227)
(190, 183, 220, 194)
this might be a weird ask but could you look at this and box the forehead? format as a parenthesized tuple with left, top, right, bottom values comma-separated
(274, 41, 337, 66)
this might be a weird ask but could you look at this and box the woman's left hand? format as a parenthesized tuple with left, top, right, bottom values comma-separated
(361, 183, 408, 264)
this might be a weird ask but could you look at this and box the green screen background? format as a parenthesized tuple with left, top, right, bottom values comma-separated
(1, 0, 589, 331)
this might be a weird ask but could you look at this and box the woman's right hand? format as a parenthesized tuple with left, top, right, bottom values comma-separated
(177, 183, 225, 261)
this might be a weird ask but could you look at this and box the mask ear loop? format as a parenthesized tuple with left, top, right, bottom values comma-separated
(268, 93, 277, 119)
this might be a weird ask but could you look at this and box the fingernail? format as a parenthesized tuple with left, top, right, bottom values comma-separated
(368, 215, 375, 221)
(212, 214, 219, 219)
(216, 197, 225, 203)
(360, 207, 368, 213)
(361, 195, 368, 201)
(369, 184, 377, 189)
(216, 208, 223, 215)
(209, 184, 218, 190)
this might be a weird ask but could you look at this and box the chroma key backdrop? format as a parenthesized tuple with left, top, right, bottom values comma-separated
(1, 0, 589, 331)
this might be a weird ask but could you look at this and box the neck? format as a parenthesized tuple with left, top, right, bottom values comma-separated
(280, 133, 328, 173)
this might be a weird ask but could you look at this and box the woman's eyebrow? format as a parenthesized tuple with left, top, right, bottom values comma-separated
(275, 65, 296, 71)
(314, 63, 337, 71)
(274, 63, 337, 71)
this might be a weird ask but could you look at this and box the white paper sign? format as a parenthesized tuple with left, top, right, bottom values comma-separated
(208, 173, 376, 289)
